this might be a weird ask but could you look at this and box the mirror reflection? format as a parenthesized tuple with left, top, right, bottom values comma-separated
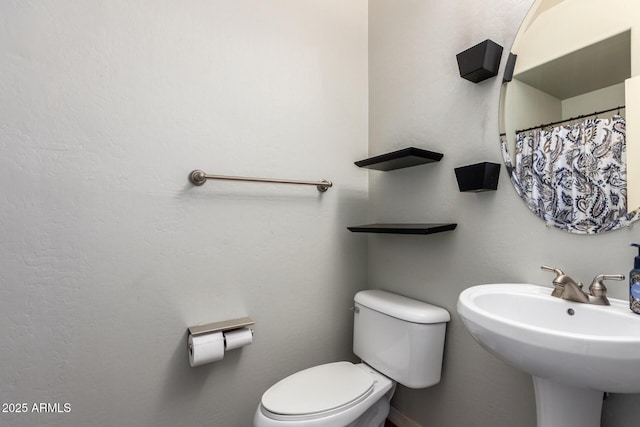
(499, 0, 640, 234)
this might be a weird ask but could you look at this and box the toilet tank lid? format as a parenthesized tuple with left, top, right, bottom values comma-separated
(355, 290, 450, 324)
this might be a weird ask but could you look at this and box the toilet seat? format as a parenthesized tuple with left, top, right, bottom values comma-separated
(260, 361, 374, 421)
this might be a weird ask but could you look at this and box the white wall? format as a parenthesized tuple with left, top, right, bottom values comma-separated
(562, 83, 625, 119)
(6, 2, 640, 426)
(0, 1, 368, 426)
(514, 0, 640, 75)
(502, 79, 561, 154)
(369, 0, 640, 426)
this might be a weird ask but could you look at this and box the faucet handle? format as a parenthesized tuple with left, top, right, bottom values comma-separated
(541, 265, 570, 298)
(541, 265, 564, 277)
(541, 265, 580, 285)
(589, 274, 625, 296)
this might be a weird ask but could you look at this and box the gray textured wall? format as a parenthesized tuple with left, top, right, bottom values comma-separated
(368, 1, 640, 426)
(4, 1, 640, 426)
(0, 2, 368, 426)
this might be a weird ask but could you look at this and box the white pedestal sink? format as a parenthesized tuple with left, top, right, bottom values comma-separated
(457, 283, 640, 427)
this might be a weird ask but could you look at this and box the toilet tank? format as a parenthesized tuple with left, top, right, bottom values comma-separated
(353, 290, 450, 389)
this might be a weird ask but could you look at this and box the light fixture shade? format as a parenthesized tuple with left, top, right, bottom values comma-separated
(455, 162, 501, 192)
(456, 40, 503, 83)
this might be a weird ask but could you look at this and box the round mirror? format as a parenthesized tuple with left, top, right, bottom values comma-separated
(499, 0, 640, 234)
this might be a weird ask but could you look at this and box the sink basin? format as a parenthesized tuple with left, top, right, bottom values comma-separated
(458, 283, 640, 427)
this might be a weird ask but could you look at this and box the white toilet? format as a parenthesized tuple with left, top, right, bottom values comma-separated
(254, 289, 451, 427)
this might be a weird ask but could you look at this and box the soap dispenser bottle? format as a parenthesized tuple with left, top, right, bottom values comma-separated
(630, 243, 640, 314)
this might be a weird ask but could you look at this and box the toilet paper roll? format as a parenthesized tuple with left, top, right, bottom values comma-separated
(224, 327, 253, 351)
(188, 332, 224, 367)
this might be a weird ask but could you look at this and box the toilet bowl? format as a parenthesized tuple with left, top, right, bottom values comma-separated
(254, 362, 393, 427)
(254, 290, 450, 427)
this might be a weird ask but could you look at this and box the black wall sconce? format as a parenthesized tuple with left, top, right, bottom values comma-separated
(456, 39, 503, 83)
(503, 53, 517, 83)
(455, 162, 501, 192)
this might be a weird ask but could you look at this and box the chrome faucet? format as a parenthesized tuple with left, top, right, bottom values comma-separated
(541, 266, 624, 305)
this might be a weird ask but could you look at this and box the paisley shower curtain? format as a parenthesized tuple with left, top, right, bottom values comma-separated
(502, 114, 639, 233)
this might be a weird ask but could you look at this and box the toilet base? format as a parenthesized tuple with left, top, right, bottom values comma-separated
(345, 394, 391, 427)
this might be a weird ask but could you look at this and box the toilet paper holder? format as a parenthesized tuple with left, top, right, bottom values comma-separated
(188, 316, 255, 337)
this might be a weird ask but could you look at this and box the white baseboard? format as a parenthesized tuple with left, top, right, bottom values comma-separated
(388, 406, 422, 427)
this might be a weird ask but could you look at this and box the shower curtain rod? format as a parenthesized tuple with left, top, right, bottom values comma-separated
(515, 105, 625, 134)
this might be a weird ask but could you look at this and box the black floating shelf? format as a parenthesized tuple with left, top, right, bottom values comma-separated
(347, 223, 457, 235)
(355, 147, 443, 171)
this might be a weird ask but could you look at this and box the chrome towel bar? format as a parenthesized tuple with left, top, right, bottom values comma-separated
(188, 169, 332, 192)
